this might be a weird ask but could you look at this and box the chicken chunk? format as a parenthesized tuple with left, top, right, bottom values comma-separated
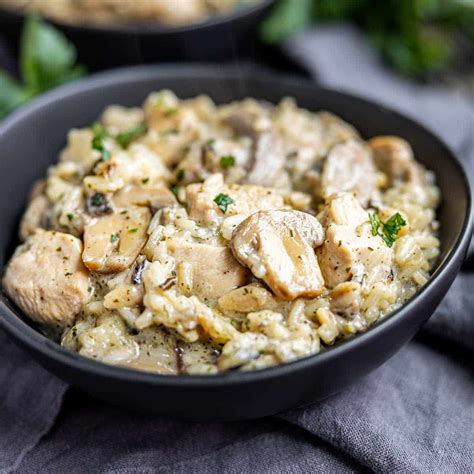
(82, 206, 151, 273)
(168, 240, 249, 300)
(368, 136, 426, 185)
(231, 210, 325, 300)
(19, 194, 51, 240)
(2, 230, 89, 327)
(320, 139, 378, 206)
(330, 281, 362, 319)
(185, 173, 285, 225)
(317, 193, 393, 288)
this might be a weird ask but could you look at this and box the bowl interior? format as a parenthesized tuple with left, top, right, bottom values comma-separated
(0, 65, 470, 371)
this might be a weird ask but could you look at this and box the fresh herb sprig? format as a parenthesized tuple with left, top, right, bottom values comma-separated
(214, 193, 234, 213)
(220, 155, 236, 169)
(261, 0, 474, 77)
(0, 15, 85, 119)
(369, 212, 407, 247)
(116, 124, 148, 148)
(91, 123, 111, 161)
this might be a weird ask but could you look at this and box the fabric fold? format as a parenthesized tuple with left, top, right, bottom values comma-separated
(0, 329, 68, 473)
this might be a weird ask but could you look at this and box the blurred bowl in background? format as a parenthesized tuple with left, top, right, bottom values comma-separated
(0, 0, 274, 70)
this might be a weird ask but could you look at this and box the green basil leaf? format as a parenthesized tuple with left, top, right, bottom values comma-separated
(0, 71, 30, 119)
(260, 0, 313, 43)
(20, 15, 85, 94)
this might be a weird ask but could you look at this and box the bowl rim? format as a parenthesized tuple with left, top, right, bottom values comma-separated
(0, 0, 274, 35)
(0, 64, 471, 387)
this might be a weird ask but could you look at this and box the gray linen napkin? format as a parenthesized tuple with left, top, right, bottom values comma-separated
(2, 24, 473, 473)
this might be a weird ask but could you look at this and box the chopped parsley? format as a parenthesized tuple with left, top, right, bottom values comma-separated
(176, 168, 185, 181)
(116, 123, 148, 148)
(142, 177, 150, 184)
(128, 228, 139, 234)
(369, 212, 407, 247)
(164, 107, 178, 117)
(110, 233, 119, 243)
(91, 122, 111, 161)
(205, 138, 215, 147)
(214, 193, 234, 213)
(219, 155, 236, 169)
(67, 213, 75, 221)
(91, 192, 105, 207)
(162, 128, 179, 136)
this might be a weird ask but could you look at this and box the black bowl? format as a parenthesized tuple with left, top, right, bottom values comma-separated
(0, 1, 274, 69)
(0, 65, 471, 421)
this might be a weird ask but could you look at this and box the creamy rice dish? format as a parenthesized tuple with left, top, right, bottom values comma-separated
(0, 0, 258, 26)
(2, 91, 440, 374)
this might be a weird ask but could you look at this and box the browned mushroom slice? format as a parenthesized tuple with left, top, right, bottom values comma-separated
(82, 206, 151, 273)
(320, 139, 377, 206)
(113, 184, 177, 210)
(230, 210, 325, 300)
(224, 110, 286, 187)
(218, 283, 277, 313)
(2, 230, 89, 327)
(368, 136, 426, 185)
(167, 240, 249, 300)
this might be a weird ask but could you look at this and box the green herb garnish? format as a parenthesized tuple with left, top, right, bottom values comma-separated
(110, 233, 119, 243)
(116, 123, 148, 148)
(260, 0, 471, 77)
(220, 155, 236, 169)
(91, 122, 111, 161)
(162, 128, 179, 136)
(176, 169, 185, 181)
(369, 212, 407, 247)
(214, 193, 234, 213)
(164, 107, 178, 117)
(0, 15, 85, 120)
(128, 228, 139, 234)
(67, 213, 75, 221)
(142, 177, 150, 184)
(90, 192, 105, 207)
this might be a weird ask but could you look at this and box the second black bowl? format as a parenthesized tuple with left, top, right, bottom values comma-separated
(0, 1, 274, 69)
(0, 65, 471, 421)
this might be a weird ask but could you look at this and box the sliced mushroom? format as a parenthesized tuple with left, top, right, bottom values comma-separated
(167, 240, 249, 300)
(174, 142, 208, 184)
(2, 230, 89, 327)
(113, 184, 176, 210)
(230, 210, 325, 300)
(320, 139, 377, 206)
(368, 136, 426, 185)
(82, 205, 151, 273)
(218, 283, 277, 313)
(224, 110, 286, 187)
